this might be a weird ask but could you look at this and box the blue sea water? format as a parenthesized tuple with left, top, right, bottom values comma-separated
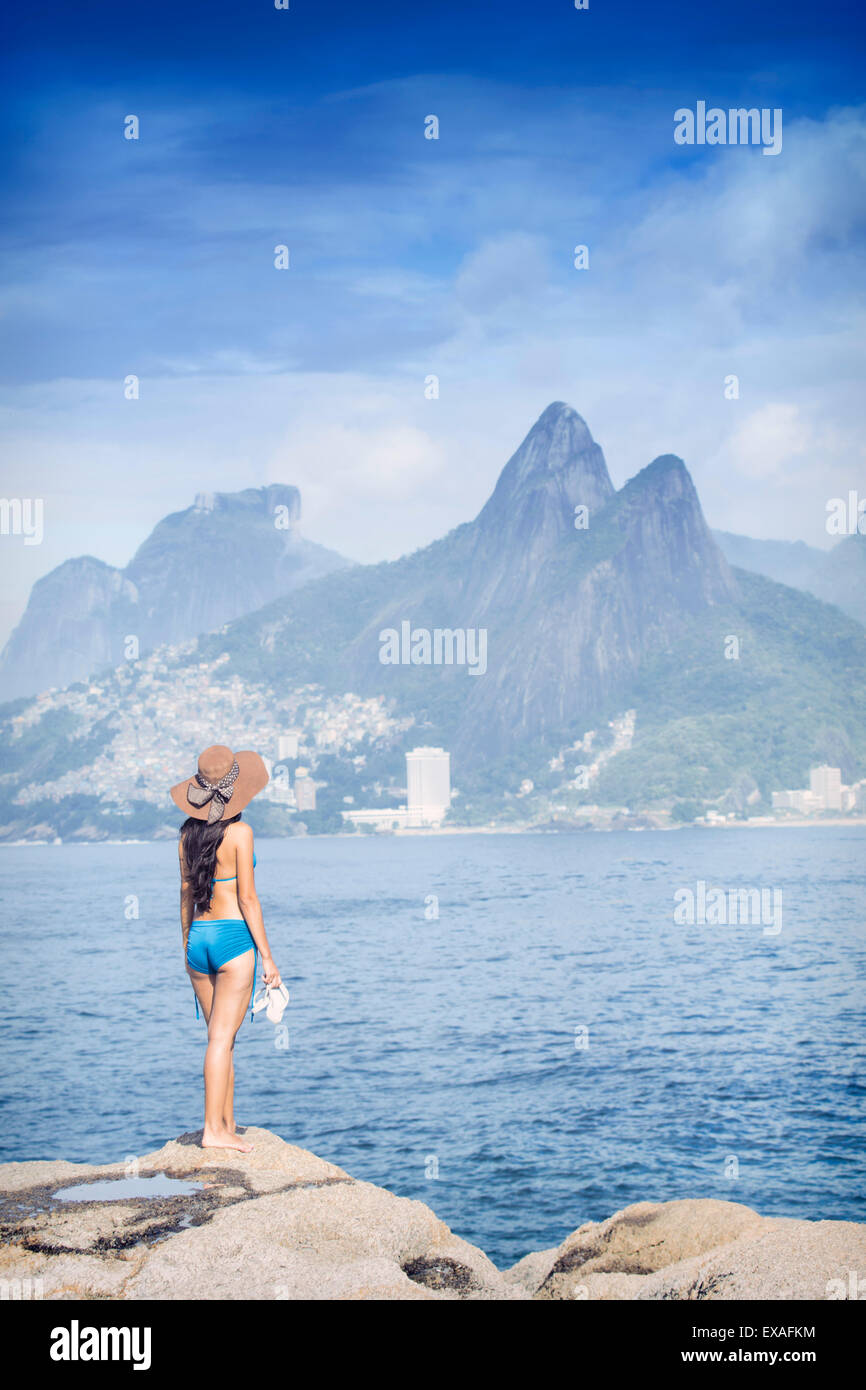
(0, 826, 863, 1268)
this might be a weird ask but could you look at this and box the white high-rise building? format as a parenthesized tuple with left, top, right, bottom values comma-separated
(278, 731, 300, 760)
(810, 765, 842, 811)
(294, 767, 316, 813)
(406, 747, 451, 826)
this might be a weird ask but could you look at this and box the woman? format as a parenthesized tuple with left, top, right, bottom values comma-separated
(170, 744, 282, 1153)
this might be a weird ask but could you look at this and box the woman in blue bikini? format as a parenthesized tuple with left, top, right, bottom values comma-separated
(170, 745, 282, 1153)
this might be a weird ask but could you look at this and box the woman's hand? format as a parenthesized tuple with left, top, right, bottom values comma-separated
(261, 954, 281, 987)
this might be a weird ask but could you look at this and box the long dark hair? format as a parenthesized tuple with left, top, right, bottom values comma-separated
(180, 812, 241, 916)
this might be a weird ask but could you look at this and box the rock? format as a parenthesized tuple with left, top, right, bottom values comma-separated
(531, 1199, 764, 1298)
(0, 1128, 521, 1302)
(2, 1137, 863, 1301)
(508, 1199, 866, 1301)
(633, 1219, 866, 1301)
(502, 1245, 559, 1294)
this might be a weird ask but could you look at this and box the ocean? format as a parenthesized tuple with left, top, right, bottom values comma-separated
(1, 825, 863, 1268)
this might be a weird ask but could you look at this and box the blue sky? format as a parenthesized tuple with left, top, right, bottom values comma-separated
(1, 0, 865, 643)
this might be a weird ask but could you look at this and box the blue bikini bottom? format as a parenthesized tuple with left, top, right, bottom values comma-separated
(187, 918, 257, 1020)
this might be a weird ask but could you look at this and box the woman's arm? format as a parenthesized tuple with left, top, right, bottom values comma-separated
(178, 838, 194, 957)
(234, 823, 281, 985)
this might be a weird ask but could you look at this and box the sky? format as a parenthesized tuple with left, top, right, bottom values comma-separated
(1, 0, 865, 646)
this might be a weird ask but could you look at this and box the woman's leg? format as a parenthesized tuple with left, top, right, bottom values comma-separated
(192, 977, 237, 1131)
(224, 1055, 236, 1133)
(201, 949, 255, 1152)
(188, 967, 215, 1023)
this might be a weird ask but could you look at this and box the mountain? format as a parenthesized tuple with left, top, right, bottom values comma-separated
(713, 529, 866, 627)
(457, 451, 738, 755)
(2, 401, 864, 840)
(463, 401, 615, 610)
(805, 532, 866, 626)
(192, 408, 739, 761)
(0, 485, 352, 700)
(590, 566, 866, 805)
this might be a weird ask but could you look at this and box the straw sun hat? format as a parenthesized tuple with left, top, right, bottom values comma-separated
(170, 744, 269, 824)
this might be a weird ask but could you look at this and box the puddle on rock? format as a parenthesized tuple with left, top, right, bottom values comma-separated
(52, 1173, 204, 1203)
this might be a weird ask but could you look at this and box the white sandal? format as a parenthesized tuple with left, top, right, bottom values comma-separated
(267, 981, 289, 1023)
(252, 981, 289, 1024)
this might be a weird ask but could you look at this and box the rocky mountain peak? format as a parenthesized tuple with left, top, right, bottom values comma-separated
(614, 453, 738, 608)
(0, 484, 349, 702)
(161, 484, 300, 528)
(463, 403, 615, 608)
(476, 402, 614, 535)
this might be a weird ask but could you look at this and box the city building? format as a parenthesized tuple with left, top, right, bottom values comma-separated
(278, 731, 300, 760)
(810, 764, 842, 811)
(772, 766, 856, 815)
(294, 767, 316, 813)
(772, 788, 822, 814)
(343, 808, 410, 831)
(406, 746, 451, 824)
(267, 768, 296, 806)
(342, 746, 452, 831)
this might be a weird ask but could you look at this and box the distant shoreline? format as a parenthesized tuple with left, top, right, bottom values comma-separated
(1, 815, 865, 846)
(399, 817, 866, 835)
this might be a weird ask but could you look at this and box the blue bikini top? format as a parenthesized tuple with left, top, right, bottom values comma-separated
(213, 851, 256, 884)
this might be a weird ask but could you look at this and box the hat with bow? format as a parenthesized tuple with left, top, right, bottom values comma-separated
(169, 744, 269, 824)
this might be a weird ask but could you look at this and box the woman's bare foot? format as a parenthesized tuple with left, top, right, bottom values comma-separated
(201, 1126, 253, 1153)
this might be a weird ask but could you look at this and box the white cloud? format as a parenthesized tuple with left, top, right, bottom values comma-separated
(2, 99, 865, 643)
(716, 404, 811, 481)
